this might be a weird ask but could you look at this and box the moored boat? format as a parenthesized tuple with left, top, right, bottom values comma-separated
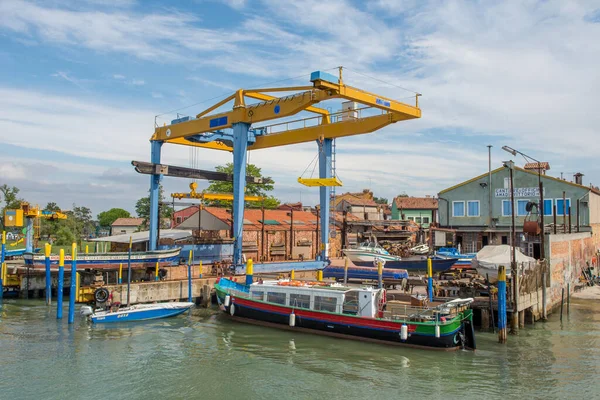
(214, 277, 476, 350)
(323, 265, 409, 281)
(343, 241, 457, 272)
(23, 248, 181, 270)
(81, 302, 194, 323)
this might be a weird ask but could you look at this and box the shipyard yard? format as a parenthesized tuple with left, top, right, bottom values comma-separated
(1, 292, 599, 400)
(2, 1, 600, 399)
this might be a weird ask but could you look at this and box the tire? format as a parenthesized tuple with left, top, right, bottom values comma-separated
(94, 287, 110, 303)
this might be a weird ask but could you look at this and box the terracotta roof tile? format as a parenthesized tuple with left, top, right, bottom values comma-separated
(394, 197, 438, 210)
(112, 217, 144, 226)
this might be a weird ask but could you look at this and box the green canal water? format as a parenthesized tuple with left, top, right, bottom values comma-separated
(1, 297, 599, 400)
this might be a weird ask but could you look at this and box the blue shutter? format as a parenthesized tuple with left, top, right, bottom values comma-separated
(453, 202, 465, 217)
(556, 199, 571, 215)
(543, 199, 553, 216)
(517, 200, 529, 216)
(503, 201, 512, 216)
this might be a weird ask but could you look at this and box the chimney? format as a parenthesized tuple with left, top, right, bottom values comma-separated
(574, 172, 584, 185)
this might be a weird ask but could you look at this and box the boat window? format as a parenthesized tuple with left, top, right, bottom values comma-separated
(251, 291, 264, 301)
(314, 295, 338, 313)
(342, 291, 359, 315)
(289, 293, 310, 309)
(267, 292, 286, 305)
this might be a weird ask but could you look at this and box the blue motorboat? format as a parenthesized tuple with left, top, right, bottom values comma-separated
(84, 302, 194, 323)
(323, 265, 409, 281)
(436, 247, 476, 268)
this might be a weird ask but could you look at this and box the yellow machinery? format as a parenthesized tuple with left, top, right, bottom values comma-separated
(171, 182, 264, 202)
(3, 202, 67, 251)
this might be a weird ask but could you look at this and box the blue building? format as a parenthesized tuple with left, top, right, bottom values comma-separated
(438, 163, 600, 258)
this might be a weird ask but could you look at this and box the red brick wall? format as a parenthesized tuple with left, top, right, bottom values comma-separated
(548, 232, 596, 307)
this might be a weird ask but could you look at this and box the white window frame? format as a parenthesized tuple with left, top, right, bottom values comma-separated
(467, 200, 480, 217)
(556, 198, 571, 216)
(452, 201, 466, 217)
(516, 199, 530, 217)
(422, 216, 430, 224)
(502, 200, 513, 217)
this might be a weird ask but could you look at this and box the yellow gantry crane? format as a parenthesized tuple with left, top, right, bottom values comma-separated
(152, 68, 421, 151)
(171, 182, 264, 202)
(146, 67, 421, 265)
(4, 202, 67, 252)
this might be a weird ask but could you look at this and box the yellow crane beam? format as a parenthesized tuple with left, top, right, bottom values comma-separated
(152, 69, 421, 150)
(171, 183, 263, 202)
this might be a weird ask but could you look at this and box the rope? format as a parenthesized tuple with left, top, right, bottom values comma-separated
(343, 67, 421, 96)
(155, 66, 340, 120)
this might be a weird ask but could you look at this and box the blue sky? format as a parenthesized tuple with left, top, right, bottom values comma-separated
(1, 0, 600, 216)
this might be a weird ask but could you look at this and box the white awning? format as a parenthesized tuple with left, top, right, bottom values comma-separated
(90, 229, 192, 244)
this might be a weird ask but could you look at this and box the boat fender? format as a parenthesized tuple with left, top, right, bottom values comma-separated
(224, 294, 231, 307)
(453, 333, 461, 345)
(400, 324, 408, 341)
(435, 325, 440, 338)
(229, 303, 235, 316)
(289, 312, 296, 327)
(94, 288, 110, 303)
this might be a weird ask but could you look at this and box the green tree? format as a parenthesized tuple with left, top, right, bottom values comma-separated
(373, 197, 388, 205)
(135, 185, 173, 227)
(206, 163, 280, 209)
(98, 208, 131, 227)
(54, 226, 76, 246)
(44, 202, 61, 212)
(0, 184, 25, 229)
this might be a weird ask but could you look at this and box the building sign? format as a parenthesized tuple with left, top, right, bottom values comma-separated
(495, 187, 542, 197)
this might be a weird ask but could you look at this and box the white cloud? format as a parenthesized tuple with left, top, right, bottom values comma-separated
(51, 71, 88, 89)
(220, 0, 246, 10)
(151, 91, 163, 98)
(113, 74, 125, 79)
(131, 79, 145, 86)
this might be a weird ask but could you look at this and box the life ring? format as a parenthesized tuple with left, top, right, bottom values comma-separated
(94, 287, 110, 303)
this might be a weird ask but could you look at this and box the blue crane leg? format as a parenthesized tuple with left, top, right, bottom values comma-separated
(148, 141, 163, 251)
(25, 218, 34, 253)
(318, 139, 332, 261)
(232, 123, 250, 265)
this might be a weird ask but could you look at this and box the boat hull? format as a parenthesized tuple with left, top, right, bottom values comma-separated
(323, 265, 409, 281)
(90, 302, 194, 323)
(217, 292, 473, 350)
(23, 248, 181, 270)
(352, 257, 458, 273)
(342, 249, 401, 263)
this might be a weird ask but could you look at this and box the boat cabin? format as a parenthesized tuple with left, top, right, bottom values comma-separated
(249, 281, 384, 318)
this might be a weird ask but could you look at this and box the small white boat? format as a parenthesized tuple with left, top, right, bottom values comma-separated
(410, 244, 430, 255)
(81, 302, 194, 323)
(342, 241, 402, 264)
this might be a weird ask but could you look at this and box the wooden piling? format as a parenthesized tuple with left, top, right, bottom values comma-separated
(427, 258, 433, 302)
(542, 270, 547, 320)
(57, 249, 64, 319)
(486, 273, 495, 332)
(343, 257, 348, 285)
(560, 287, 564, 322)
(567, 283, 570, 315)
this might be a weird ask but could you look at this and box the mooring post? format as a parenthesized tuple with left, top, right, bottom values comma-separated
(1, 231, 5, 301)
(155, 261, 159, 282)
(560, 287, 564, 322)
(378, 260, 383, 289)
(118, 263, 122, 285)
(317, 269, 323, 282)
(498, 265, 507, 343)
(75, 272, 80, 304)
(427, 257, 433, 302)
(245, 258, 253, 286)
(199, 260, 203, 279)
(68, 243, 77, 324)
(510, 268, 519, 334)
(57, 249, 64, 319)
(188, 250, 193, 302)
(343, 256, 348, 285)
(567, 283, 570, 315)
(486, 273, 495, 332)
(290, 269, 295, 280)
(541, 269, 547, 320)
(127, 237, 132, 307)
(85, 245, 88, 254)
(44, 243, 52, 305)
